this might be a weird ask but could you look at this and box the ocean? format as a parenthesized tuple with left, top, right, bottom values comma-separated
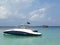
(0, 26, 60, 45)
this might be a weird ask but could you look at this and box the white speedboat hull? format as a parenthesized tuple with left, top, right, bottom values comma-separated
(4, 29, 42, 36)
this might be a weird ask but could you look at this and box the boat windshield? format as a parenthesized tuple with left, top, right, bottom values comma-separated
(18, 25, 30, 29)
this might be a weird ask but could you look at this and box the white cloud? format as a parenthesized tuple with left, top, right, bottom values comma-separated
(0, 0, 34, 10)
(22, 0, 30, 2)
(0, 0, 57, 26)
(0, 0, 34, 19)
(47, 17, 56, 23)
(8, 0, 34, 9)
(47, 17, 52, 21)
(29, 8, 46, 21)
(28, 7, 56, 24)
(14, 11, 26, 19)
(0, 0, 8, 4)
(0, 6, 9, 19)
(10, 0, 32, 3)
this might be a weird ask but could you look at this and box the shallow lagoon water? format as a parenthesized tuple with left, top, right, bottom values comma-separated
(0, 27, 60, 45)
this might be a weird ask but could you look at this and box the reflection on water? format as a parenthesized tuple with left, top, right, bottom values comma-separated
(2, 34, 42, 45)
(3, 33, 42, 39)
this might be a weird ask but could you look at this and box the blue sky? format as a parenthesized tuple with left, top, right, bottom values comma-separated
(0, 0, 60, 26)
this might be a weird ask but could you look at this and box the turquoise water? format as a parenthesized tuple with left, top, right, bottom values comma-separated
(0, 27, 60, 45)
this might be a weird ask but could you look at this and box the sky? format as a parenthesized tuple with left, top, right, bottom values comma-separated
(0, 0, 60, 26)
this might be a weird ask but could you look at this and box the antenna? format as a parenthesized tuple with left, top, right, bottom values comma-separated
(26, 15, 30, 25)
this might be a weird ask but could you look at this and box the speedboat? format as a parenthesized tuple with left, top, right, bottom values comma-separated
(3, 28, 42, 36)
